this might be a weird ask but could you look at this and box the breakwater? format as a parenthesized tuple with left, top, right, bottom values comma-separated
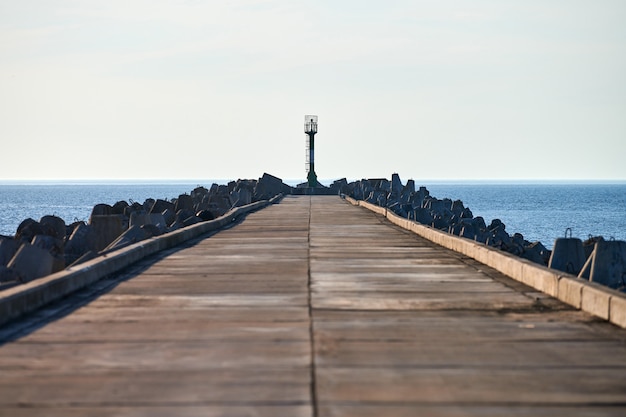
(341, 174, 626, 292)
(344, 174, 552, 263)
(1, 172, 624, 294)
(422, 182, 626, 248)
(0, 173, 291, 289)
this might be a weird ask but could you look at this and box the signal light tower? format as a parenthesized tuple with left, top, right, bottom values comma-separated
(304, 115, 318, 187)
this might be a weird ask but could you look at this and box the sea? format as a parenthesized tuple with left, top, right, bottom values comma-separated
(0, 180, 624, 250)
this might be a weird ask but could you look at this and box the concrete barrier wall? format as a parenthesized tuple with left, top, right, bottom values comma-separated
(345, 196, 626, 329)
(0, 197, 279, 327)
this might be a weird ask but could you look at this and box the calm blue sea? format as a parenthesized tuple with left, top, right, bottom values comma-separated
(0, 180, 624, 250)
(422, 181, 626, 249)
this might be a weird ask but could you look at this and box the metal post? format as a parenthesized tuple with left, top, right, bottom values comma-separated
(307, 132, 317, 187)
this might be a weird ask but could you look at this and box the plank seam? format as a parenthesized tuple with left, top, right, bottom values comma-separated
(307, 195, 319, 417)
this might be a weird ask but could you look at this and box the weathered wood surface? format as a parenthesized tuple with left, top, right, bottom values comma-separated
(1, 195, 626, 416)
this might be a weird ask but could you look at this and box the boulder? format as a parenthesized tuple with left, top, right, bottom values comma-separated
(103, 225, 151, 253)
(449, 223, 463, 236)
(65, 221, 81, 238)
(64, 222, 97, 264)
(587, 240, 626, 289)
(142, 198, 156, 212)
(488, 219, 506, 233)
(391, 173, 403, 196)
(162, 208, 176, 228)
(175, 209, 196, 224)
(7, 242, 55, 283)
(457, 217, 486, 241)
(432, 216, 449, 230)
(412, 208, 433, 225)
(208, 195, 233, 216)
(254, 173, 287, 200)
(511, 233, 525, 247)
(196, 210, 215, 221)
(522, 241, 551, 266)
(39, 215, 66, 240)
(111, 201, 129, 215)
(90, 203, 112, 218)
(89, 215, 126, 252)
(0, 238, 19, 267)
(192, 186, 210, 200)
(150, 199, 175, 215)
(548, 237, 586, 274)
(124, 202, 143, 217)
(453, 218, 476, 238)
(423, 198, 444, 213)
(474, 232, 489, 244)
(130, 212, 167, 234)
(409, 186, 429, 208)
(175, 194, 194, 212)
(473, 216, 487, 231)
(229, 191, 241, 207)
(460, 207, 473, 219)
(0, 266, 21, 283)
(583, 236, 604, 259)
(31, 235, 65, 272)
(231, 188, 252, 207)
(218, 184, 229, 194)
(367, 178, 390, 193)
(402, 179, 415, 196)
(486, 228, 512, 249)
(141, 224, 162, 237)
(129, 211, 148, 228)
(15, 218, 43, 242)
(330, 178, 348, 194)
(151, 214, 167, 233)
(349, 181, 364, 200)
(506, 241, 524, 257)
(193, 197, 210, 212)
(388, 202, 406, 218)
(460, 224, 477, 240)
(182, 215, 202, 227)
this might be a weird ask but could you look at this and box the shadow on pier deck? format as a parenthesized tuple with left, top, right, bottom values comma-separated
(1, 196, 626, 416)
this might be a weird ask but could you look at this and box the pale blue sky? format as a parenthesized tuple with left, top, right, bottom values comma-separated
(1, 0, 625, 181)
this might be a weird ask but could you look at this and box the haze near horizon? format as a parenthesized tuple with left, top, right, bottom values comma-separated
(1, 1, 625, 182)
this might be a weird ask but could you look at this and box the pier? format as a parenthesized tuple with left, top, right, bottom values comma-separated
(1, 195, 626, 416)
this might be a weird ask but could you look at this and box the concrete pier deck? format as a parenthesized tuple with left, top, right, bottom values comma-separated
(1, 195, 626, 416)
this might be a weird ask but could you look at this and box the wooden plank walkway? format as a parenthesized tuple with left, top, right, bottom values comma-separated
(1, 195, 626, 416)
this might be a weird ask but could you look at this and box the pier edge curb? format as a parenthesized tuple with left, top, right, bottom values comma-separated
(345, 195, 626, 329)
(0, 196, 281, 327)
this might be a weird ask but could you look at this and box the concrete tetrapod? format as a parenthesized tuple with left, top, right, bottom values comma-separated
(588, 240, 626, 289)
(549, 237, 587, 275)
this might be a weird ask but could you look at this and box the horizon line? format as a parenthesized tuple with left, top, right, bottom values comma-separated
(1, 177, 625, 185)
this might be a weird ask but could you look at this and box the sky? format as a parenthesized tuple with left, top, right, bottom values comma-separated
(1, 0, 625, 182)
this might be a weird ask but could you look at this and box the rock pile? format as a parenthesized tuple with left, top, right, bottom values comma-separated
(345, 174, 552, 265)
(4, 172, 622, 292)
(0, 173, 289, 288)
(345, 174, 626, 291)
